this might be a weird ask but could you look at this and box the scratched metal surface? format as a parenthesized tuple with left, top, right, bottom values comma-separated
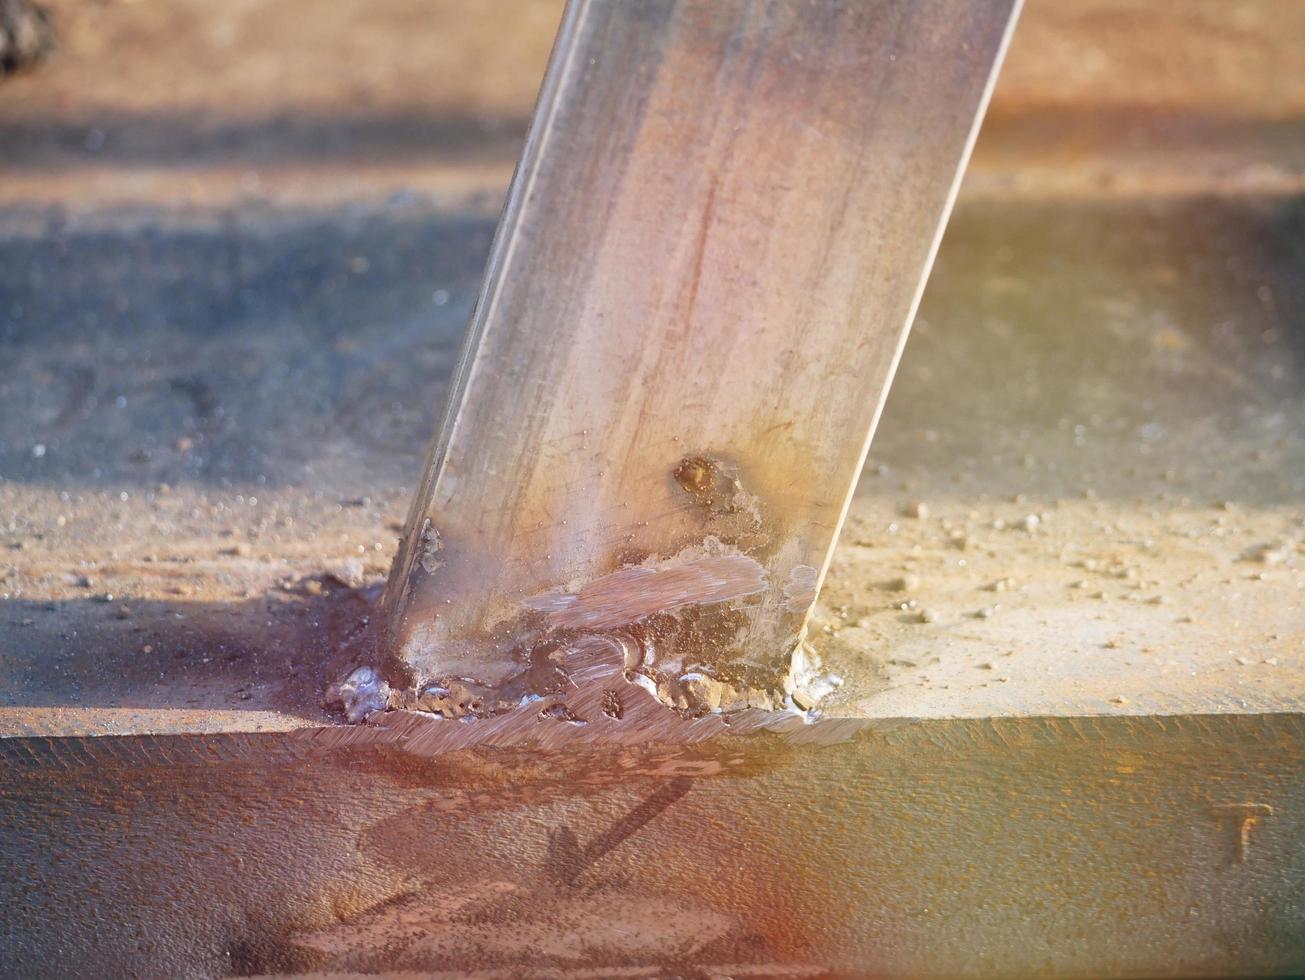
(2, 713, 1304, 977)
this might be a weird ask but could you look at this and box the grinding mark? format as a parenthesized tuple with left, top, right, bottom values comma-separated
(782, 564, 820, 614)
(523, 552, 768, 630)
(561, 634, 630, 684)
(4, 716, 1293, 774)
(289, 881, 523, 961)
(291, 778, 709, 970)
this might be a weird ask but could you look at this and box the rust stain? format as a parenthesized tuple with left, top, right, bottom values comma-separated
(523, 552, 768, 630)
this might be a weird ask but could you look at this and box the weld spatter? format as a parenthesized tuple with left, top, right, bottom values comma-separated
(327, 666, 391, 723)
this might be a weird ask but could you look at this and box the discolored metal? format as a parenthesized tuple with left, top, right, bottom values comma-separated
(379, 0, 1022, 708)
(3, 712, 1305, 976)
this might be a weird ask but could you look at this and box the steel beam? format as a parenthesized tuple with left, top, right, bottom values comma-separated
(380, 0, 1022, 710)
(4, 712, 1304, 976)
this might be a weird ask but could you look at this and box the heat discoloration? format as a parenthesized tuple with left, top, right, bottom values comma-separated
(523, 551, 769, 631)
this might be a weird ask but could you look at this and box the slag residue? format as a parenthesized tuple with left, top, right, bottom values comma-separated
(335, 453, 840, 725)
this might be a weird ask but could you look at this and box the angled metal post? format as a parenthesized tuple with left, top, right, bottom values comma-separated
(376, 0, 1022, 714)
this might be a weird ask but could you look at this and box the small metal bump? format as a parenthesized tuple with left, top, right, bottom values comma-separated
(674, 455, 716, 495)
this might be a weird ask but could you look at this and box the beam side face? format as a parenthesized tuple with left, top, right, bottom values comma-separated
(382, 0, 1020, 702)
(3, 715, 1304, 976)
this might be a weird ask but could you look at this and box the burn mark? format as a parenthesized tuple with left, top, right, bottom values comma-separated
(669, 455, 770, 559)
(673, 453, 757, 520)
(523, 552, 768, 630)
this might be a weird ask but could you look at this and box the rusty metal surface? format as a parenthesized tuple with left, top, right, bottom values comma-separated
(3, 191, 1303, 973)
(3, 713, 1304, 977)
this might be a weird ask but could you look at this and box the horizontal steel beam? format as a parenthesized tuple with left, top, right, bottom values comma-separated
(3, 712, 1303, 976)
